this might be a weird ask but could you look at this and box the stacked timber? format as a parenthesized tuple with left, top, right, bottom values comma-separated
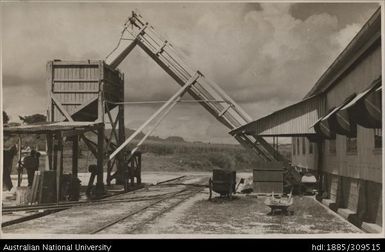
(15, 187, 31, 205)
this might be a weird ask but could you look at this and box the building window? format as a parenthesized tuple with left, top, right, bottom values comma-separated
(329, 139, 336, 154)
(309, 141, 313, 154)
(302, 138, 306, 155)
(374, 128, 382, 149)
(297, 138, 300, 155)
(346, 137, 357, 154)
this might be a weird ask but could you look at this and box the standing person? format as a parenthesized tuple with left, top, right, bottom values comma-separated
(22, 149, 41, 187)
(3, 144, 17, 191)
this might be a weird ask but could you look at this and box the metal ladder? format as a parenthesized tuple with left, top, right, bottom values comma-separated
(107, 11, 287, 163)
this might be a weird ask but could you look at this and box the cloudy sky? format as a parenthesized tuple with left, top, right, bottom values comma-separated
(1, 1, 380, 143)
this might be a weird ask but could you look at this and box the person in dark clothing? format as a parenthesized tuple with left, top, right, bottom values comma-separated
(3, 145, 17, 191)
(22, 150, 41, 187)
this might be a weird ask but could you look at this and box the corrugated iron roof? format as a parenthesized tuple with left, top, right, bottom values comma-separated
(305, 7, 381, 98)
(230, 95, 325, 136)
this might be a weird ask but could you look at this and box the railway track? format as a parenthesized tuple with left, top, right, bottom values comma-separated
(2, 175, 205, 230)
(2, 191, 182, 214)
(155, 175, 186, 185)
(91, 186, 203, 234)
(3, 175, 190, 213)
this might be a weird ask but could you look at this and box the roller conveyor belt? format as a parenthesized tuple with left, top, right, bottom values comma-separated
(106, 11, 287, 163)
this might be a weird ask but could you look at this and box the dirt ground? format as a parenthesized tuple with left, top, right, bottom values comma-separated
(138, 192, 362, 234)
(2, 172, 362, 236)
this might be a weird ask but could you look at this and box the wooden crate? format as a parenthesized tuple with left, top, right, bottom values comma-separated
(253, 182, 283, 194)
(38, 170, 57, 204)
(47, 60, 124, 122)
(253, 169, 283, 182)
(253, 164, 284, 193)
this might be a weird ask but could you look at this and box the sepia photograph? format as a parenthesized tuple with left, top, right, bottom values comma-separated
(0, 0, 383, 240)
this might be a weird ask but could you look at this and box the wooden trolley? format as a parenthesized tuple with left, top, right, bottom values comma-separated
(264, 190, 293, 215)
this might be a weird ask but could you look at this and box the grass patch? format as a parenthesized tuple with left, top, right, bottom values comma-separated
(4, 129, 292, 174)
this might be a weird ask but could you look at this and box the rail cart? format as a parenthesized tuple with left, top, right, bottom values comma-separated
(208, 169, 236, 200)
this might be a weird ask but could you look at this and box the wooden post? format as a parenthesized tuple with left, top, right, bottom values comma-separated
(117, 103, 125, 174)
(56, 132, 63, 203)
(95, 125, 105, 196)
(137, 153, 142, 184)
(97, 61, 105, 124)
(105, 102, 122, 185)
(53, 137, 58, 173)
(130, 157, 135, 186)
(47, 133, 53, 170)
(72, 135, 79, 178)
(47, 62, 54, 123)
(106, 160, 112, 186)
(276, 137, 279, 159)
(17, 136, 22, 187)
(317, 140, 324, 197)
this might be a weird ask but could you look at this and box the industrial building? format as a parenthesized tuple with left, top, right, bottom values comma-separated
(231, 8, 382, 233)
(2, 5, 382, 235)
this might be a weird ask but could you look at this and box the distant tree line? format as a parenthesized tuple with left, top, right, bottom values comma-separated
(19, 114, 47, 124)
(3, 111, 9, 125)
(3, 111, 47, 126)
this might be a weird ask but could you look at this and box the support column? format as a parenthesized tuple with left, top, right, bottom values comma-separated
(17, 136, 22, 187)
(137, 153, 142, 184)
(117, 104, 126, 174)
(56, 132, 63, 203)
(95, 125, 105, 196)
(53, 136, 58, 173)
(72, 135, 79, 178)
(106, 160, 112, 186)
(316, 140, 324, 201)
(53, 136, 59, 201)
(46, 133, 53, 171)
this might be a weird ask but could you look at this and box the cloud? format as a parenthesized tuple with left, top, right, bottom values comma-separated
(2, 74, 42, 88)
(1, 2, 378, 142)
(333, 23, 362, 49)
(290, 2, 379, 28)
(2, 84, 47, 122)
(190, 4, 342, 106)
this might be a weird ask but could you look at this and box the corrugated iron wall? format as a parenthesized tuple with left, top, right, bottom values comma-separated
(291, 137, 318, 171)
(322, 45, 382, 183)
(51, 62, 101, 120)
